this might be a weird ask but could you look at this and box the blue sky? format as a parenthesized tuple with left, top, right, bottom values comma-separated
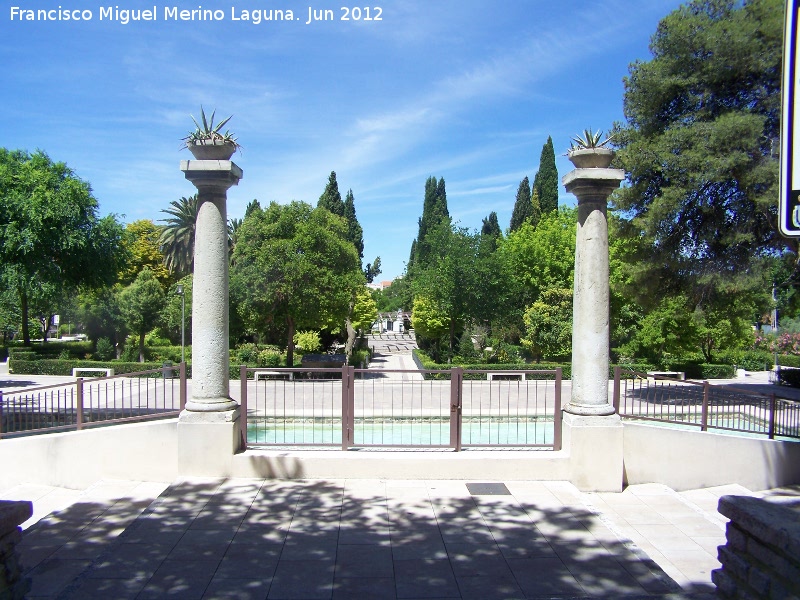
(2, 0, 683, 280)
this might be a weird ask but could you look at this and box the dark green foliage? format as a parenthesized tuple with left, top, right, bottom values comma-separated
(318, 171, 344, 217)
(533, 136, 559, 214)
(364, 257, 381, 284)
(509, 177, 532, 232)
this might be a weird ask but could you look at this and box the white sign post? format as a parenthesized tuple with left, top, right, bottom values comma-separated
(781, 0, 800, 236)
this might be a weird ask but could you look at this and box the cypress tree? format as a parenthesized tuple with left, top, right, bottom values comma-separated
(318, 171, 344, 217)
(509, 176, 532, 231)
(411, 176, 449, 269)
(343, 189, 364, 262)
(481, 211, 502, 252)
(530, 189, 542, 229)
(533, 136, 559, 214)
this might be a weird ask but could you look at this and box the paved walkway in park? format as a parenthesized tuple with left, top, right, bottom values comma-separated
(5, 476, 782, 600)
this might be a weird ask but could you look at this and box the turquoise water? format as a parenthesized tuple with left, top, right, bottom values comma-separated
(247, 418, 556, 446)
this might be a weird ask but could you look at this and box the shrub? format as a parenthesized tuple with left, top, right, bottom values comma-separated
(94, 338, 115, 361)
(234, 343, 260, 364)
(293, 330, 322, 354)
(258, 350, 282, 367)
(349, 350, 370, 367)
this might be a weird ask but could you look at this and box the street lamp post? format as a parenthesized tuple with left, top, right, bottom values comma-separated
(176, 284, 185, 364)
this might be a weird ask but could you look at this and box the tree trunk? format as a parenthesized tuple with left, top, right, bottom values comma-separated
(344, 296, 357, 360)
(138, 330, 146, 363)
(286, 315, 295, 367)
(19, 286, 30, 346)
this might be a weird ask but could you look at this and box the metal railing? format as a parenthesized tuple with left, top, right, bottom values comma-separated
(0, 363, 187, 437)
(612, 367, 800, 439)
(240, 366, 562, 451)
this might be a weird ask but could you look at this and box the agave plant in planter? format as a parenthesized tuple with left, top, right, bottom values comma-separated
(182, 106, 240, 160)
(566, 128, 615, 168)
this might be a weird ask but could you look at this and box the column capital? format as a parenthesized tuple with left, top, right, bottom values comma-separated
(562, 168, 625, 205)
(180, 160, 243, 192)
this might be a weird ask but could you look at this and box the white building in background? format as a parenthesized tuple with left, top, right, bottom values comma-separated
(373, 310, 412, 333)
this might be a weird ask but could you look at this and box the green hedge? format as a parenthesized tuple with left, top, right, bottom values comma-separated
(9, 359, 172, 377)
(664, 361, 736, 379)
(412, 349, 569, 380)
(778, 354, 800, 369)
(9, 341, 94, 358)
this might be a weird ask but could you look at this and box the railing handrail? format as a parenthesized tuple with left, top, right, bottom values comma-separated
(620, 367, 800, 404)
(2, 365, 183, 397)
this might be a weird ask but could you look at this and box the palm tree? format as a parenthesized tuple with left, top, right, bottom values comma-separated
(159, 195, 197, 277)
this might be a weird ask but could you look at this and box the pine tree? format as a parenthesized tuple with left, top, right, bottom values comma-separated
(533, 136, 559, 214)
(318, 171, 344, 217)
(509, 176, 532, 231)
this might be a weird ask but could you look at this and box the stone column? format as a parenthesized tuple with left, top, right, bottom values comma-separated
(180, 160, 242, 412)
(178, 157, 242, 475)
(563, 166, 624, 415)
(561, 156, 625, 491)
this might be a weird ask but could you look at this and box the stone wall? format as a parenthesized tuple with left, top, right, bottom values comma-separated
(713, 494, 800, 599)
(0, 500, 32, 600)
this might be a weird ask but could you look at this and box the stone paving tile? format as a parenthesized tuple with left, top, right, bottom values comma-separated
(394, 558, 460, 599)
(269, 559, 335, 599)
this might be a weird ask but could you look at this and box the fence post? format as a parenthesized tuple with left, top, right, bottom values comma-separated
(450, 367, 463, 451)
(240, 365, 248, 449)
(768, 393, 777, 440)
(76, 377, 84, 431)
(0, 391, 3, 439)
(612, 366, 621, 414)
(553, 368, 562, 451)
(341, 365, 354, 450)
(701, 381, 710, 432)
(180, 361, 187, 411)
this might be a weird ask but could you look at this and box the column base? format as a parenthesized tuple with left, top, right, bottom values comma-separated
(178, 407, 241, 477)
(563, 401, 616, 416)
(184, 397, 239, 412)
(562, 412, 624, 492)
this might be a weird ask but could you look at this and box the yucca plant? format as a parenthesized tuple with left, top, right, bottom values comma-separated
(569, 128, 615, 151)
(182, 106, 239, 148)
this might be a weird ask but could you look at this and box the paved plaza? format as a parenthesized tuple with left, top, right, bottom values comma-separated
(3, 476, 775, 600)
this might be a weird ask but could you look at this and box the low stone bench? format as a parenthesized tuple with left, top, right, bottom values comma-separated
(0, 500, 33, 600)
(487, 372, 526, 381)
(72, 367, 114, 378)
(713, 495, 800, 599)
(646, 371, 685, 381)
(253, 370, 294, 381)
